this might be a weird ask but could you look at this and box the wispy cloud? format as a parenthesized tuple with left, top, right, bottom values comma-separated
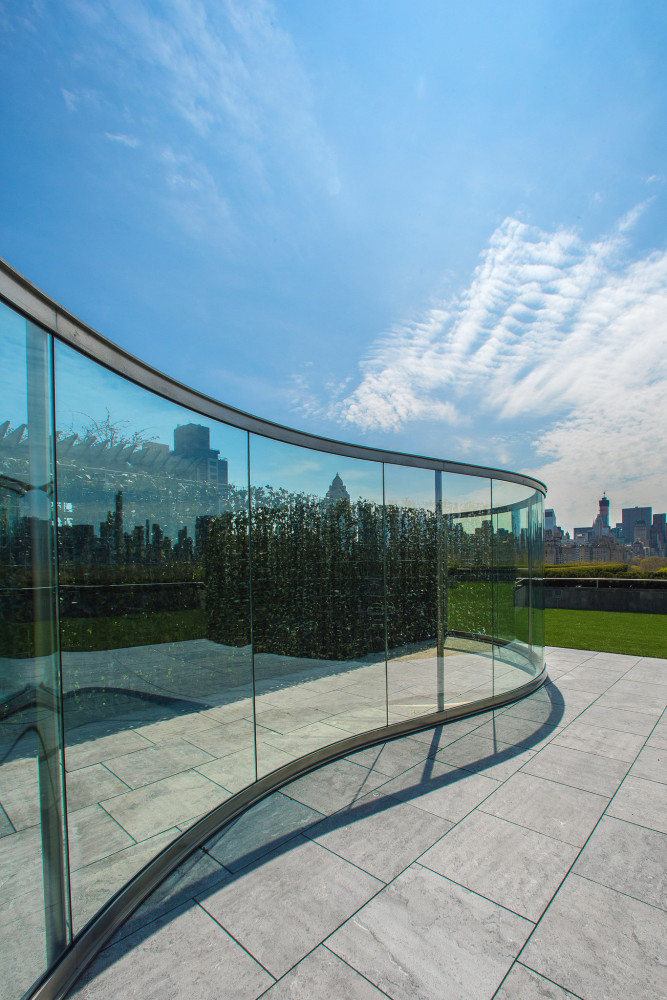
(62, 0, 337, 211)
(105, 131, 139, 147)
(296, 206, 667, 524)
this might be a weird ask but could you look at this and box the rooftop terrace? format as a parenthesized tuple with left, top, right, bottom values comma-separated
(66, 645, 667, 1000)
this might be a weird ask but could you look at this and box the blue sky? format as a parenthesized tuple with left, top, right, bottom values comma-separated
(1, 1, 666, 531)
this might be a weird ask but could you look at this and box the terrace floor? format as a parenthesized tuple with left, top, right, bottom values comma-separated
(64, 645, 667, 1000)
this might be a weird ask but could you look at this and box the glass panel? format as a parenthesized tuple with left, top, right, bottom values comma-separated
(529, 492, 545, 670)
(491, 479, 537, 692)
(249, 436, 386, 773)
(443, 474, 493, 706)
(0, 305, 69, 999)
(384, 465, 439, 721)
(54, 341, 252, 932)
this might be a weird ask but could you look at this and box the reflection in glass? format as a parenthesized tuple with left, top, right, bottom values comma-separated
(249, 436, 386, 773)
(1, 285, 546, 996)
(442, 475, 493, 705)
(0, 307, 69, 999)
(491, 480, 543, 692)
(54, 341, 253, 931)
(384, 465, 439, 720)
(529, 493, 545, 663)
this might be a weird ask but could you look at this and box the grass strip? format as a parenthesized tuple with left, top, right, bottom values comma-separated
(545, 608, 667, 657)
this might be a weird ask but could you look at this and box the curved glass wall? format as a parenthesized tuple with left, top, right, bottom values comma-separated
(0, 288, 545, 1000)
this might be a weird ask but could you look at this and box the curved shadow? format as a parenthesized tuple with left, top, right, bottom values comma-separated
(74, 680, 564, 975)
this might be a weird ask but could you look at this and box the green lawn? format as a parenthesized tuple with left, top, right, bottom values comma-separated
(546, 608, 667, 658)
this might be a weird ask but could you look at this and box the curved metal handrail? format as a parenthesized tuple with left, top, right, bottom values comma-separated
(0, 257, 546, 494)
(0, 255, 547, 999)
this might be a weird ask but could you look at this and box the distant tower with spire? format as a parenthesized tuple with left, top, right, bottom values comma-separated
(593, 492, 611, 537)
(326, 473, 350, 503)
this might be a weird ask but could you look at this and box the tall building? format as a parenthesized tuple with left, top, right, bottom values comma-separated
(172, 423, 228, 486)
(622, 506, 652, 545)
(652, 513, 667, 557)
(592, 493, 611, 538)
(326, 473, 350, 502)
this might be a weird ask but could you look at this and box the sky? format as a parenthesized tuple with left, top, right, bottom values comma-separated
(1, 1, 666, 532)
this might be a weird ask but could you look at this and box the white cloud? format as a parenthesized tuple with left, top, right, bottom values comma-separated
(62, 88, 78, 111)
(307, 208, 667, 526)
(104, 131, 139, 147)
(65, 0, 336, 200)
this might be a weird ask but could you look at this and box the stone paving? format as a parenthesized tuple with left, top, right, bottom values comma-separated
(64, 646, 667, 1000)
(0, 635, 530, 997)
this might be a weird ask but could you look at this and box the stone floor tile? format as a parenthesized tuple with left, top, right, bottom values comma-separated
(520, 744, 629, 796)
(254, 705, 330, 734)
(327, 864, 532, 1000)
(494, 963, 580, 999)
(0, 893, 49, 1000)
(630, 744, 666, 783)
(281, 759, 387, 815)
(420, 810, 577, 921)
(573, 815, 667, 910)
(406, 716, 492, 750)
(1, 764, 128, 832)
(194, 747, 258, 793)
(479, 771, 609, 846)
(502, 687, 592, 728)
(552, 721, 646, 762)
(435, 733, 535, 781)
(68, 804, 135, 870)
(182, 719, 256, 757)
(110, 849, 228, 944)
(105, 739, 215, 789)
(575, 704, 657, 736)
(308, 787, 452, 881)
(606, 774, 667, 834)
(131, 711, 222, 746)
(198, 836, 382, 978)
(69, 828, 180, 933)
(378, 757, 500, 822)
(624, 661, 667, 686)
(557, 666, 626, 694)
(594, 681, 667, 718)
(346, 735, 430, 776)
(259, 722, 352, 758)
(260, 946, 387, 999)
(0, 804, 13, 838)
(68, 901, 274, 1000)
(0, 825, 44, 904)
(205, 791, 324, 872)
(520, 875, 667, 1000)
(65, 729, 153, 771)
(0, 749, 38, 796)
(100, 770, 228, 842)
(473, 714, 561, 751)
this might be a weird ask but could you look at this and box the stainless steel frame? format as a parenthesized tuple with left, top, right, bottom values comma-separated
(0, 255, 547, 1000)
(0, 258, 546, 492)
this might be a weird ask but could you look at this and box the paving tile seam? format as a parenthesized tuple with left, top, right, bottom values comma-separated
(97, 855, 232, 954)
(321, 943, 397, 1000)
(473, 803, 604, 848)
(511, 694, 667, 972)
(491, 960, 587, 1000)
(94, 801, 139, 847)
(410, 862, 540, 926)
(193, 897, 278, 983)
(191, 768, 234, 794)
(97, 761, 134, 791)
(571, 869, 667, 914)
(300, 829, 390, 885)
